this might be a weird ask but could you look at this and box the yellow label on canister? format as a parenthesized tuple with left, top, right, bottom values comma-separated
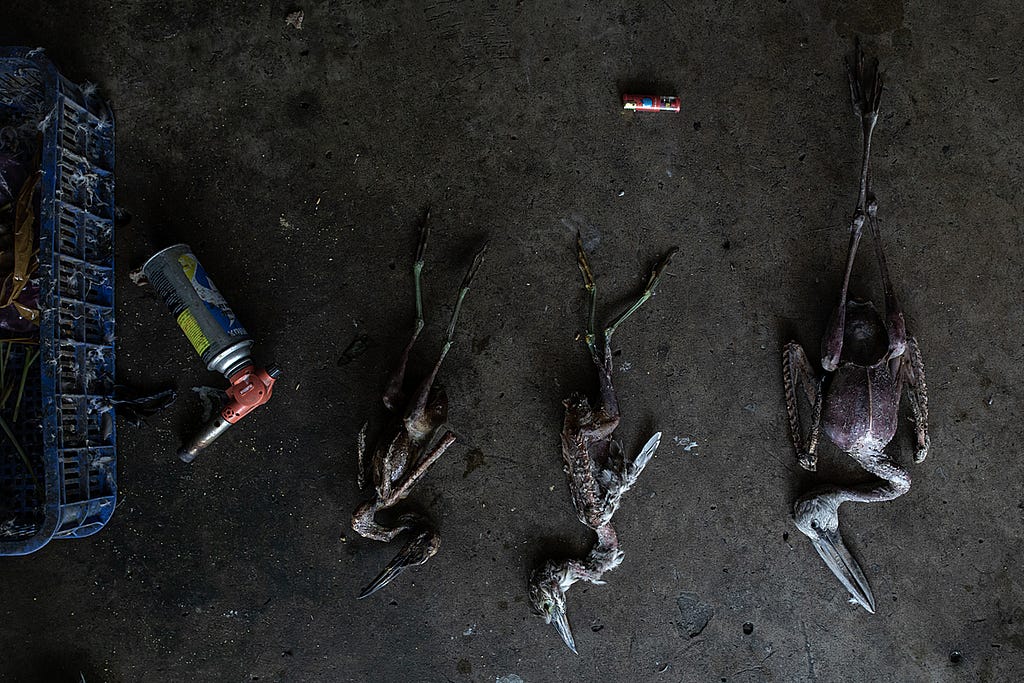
(176, 309, 211, 355)
(178, 253, 198, 280)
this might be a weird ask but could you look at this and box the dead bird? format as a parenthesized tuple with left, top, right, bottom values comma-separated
(782, 44, 929, 613)
(529, 235, 676, 653)
(351, 211, 486, 598)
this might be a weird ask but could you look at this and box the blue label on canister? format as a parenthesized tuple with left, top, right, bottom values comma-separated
(177, 254, 248, 338)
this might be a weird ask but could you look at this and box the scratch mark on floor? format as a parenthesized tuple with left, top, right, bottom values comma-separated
(801, 619, 817, 682)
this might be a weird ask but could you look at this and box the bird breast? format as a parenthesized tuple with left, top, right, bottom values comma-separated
(822, 363, 900, 454)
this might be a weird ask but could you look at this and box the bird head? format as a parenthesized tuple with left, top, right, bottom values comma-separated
(528, 561, 577, 654)
(358, 519, 440, 599)
(793, 494, 876, 614)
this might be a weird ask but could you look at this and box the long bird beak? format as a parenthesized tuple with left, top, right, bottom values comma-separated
(358, 528, 437, 599)
(358, 554, 411, 599)
(550, 606, 578, 654)
(809, 528, 876, 614)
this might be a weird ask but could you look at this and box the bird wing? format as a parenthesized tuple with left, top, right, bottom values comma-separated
(599, 432, 661, 524)
(625, 432, 660, 487)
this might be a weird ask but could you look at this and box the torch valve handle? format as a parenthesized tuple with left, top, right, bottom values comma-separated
(221, 364, 280, 424)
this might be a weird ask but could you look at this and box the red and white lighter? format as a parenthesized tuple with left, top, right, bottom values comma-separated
(622, 94, 681, 112)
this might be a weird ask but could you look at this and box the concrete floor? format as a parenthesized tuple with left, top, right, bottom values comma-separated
(1, 1, 1022, 681)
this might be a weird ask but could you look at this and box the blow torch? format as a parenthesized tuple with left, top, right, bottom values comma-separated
(142, 244, 279, 462)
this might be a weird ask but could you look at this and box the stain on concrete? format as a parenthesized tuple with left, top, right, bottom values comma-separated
(818, 0, 904, 35)
(676, 592, 715, 638)
(472, 335, 491, 355)
(463, 448, 486, 478)
(338, 333, 371, 366)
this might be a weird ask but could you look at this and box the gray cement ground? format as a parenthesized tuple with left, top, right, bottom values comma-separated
(1, 1, 1022, 681)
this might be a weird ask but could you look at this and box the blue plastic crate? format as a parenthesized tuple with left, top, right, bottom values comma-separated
(0, 47, 116, 555)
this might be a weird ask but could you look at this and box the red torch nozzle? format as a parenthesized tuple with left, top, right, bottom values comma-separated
(177, 364, 280, 463)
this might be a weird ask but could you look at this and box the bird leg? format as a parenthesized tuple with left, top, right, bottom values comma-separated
(866, 203, 907, 361)
(822, 44, 883, 372)
(901, 336, 930, 462)
(404, 243, 487, 437)
(383, 210, 431, 412)
(782, 342, 823, 471)
(602, 246, 678, 349)
(853, 44, 905, 363)
(573, 236, 620, 438)
(574, 232, 601, 365)
(847, 41, 882, 206)
(597, 246, 676, 421)
(820, 214, 863, 372)
(576, 238, 677, 419)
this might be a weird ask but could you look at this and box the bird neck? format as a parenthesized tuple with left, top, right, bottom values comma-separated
(595, 523, 618, 551)
(579, 523, 625, 581)
(842, 450, 912, 503)
(352, 504, 427, 543)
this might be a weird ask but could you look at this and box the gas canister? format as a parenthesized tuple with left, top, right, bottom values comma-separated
(142, 244, 279, 462)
